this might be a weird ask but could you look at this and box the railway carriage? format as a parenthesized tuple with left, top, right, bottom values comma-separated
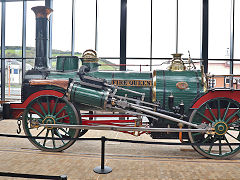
(1, 6, 240, 160)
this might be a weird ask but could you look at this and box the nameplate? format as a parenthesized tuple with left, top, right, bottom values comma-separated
(111, 80, 152, 87)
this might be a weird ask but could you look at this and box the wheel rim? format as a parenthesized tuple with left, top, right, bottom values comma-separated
(189, 97, 240, 159)
(22, 95, 80, 151)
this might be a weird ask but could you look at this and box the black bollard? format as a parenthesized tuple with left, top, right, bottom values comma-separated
(93, 136, 112, 174)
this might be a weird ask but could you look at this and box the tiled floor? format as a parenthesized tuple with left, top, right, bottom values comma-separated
(0, 120, 239, 180)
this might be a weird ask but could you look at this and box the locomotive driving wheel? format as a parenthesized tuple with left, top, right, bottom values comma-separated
(188, 97, 240, 159)
(22, 95, 81, 152)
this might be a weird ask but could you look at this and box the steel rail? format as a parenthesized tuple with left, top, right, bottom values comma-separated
(39, 124, 209, 133)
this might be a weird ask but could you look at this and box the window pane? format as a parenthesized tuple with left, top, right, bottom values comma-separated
(127, 0, 151, 58)
(209, 0, 231, 59)
(152, 0, 176, 58)
(98, 0, 120, 57)
(75, 0, 96, 55)
(178, 0, 201, 58)
(5, 2, 23, 58)
(52, 0, 72, 53)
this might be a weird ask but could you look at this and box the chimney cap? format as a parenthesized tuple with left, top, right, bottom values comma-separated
(31, 6, 53, 19)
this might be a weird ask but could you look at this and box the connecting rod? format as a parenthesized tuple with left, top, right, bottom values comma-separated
(129, 104, 199, 128)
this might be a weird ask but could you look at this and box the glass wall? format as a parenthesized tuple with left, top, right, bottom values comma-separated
(1, 0, 240, 100)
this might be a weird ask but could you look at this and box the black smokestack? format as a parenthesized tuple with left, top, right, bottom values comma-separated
(31, 6, 53, 69)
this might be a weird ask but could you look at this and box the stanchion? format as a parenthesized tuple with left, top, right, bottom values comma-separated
(93, 136, 112, 174)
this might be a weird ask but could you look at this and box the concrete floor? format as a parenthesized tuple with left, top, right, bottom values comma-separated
(0, 120, 240, 180)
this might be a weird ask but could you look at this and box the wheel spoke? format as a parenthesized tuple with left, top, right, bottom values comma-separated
(59, 128, 70, 136)
(54, 106, 66, 117)
(47, 96, 50, 115)
(217, 99, 221, 120)
(197, 111, 214, 123)
(228, 120, 240, 126)
(43, 129, 50, 146)
(224, 135, 233, 152)
(207, 136, 216, 153)
(208, 145, 213, 153)
(226, 132, 240, 142)
(55, 129, 66, 145)
(225, 109, 240, 124)
(37, 100, 46, 116)
(219, 137, 222, 155)
(206, 104, 217, 121)
(201, 135, 211, 144)
(28, 113, 33, 127)
(36, 127, 46, 137)
(56, 115, 69, 122)
(222, 102, 231, 121)
(30, 107, 45, 119)
(51, 129, 56, 148)
(51, 98, 59, 115)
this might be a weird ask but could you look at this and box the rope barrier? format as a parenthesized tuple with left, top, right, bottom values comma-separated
(0, 172, 67, 179)
(0, 133, 240, 146)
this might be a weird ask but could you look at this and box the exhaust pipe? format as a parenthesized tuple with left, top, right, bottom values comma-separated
(31, 6, 53, 69)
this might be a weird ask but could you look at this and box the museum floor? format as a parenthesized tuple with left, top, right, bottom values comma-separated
(0, 120, 239, 180)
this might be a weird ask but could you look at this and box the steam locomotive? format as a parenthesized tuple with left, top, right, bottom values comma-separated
(1, 6, 240, 160)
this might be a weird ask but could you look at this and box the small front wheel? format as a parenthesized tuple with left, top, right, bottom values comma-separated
(22, 95, 80, 152)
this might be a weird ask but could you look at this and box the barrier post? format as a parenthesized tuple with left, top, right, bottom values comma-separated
(93, 136, 112, 174)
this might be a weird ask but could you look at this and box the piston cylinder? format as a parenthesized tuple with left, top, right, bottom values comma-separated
(67, 82, 109, 109)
